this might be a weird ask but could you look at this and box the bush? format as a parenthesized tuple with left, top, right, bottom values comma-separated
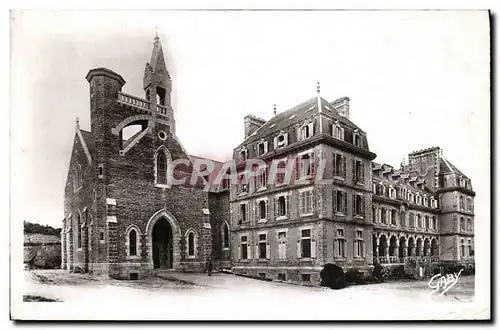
(345, 268, 366, 284)
(320, 264, 346, 290)
(390, 265, 417, 280)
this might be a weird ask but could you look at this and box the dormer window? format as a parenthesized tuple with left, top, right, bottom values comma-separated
(333, 122, 344, 140)
(274, 132, 288, 149)
(239, 148, 248, 162)
(299, 122, 314, 141)
(257, 140, 268, 156)
(423, 196, 428, 207)
(353, 133, 362, 147)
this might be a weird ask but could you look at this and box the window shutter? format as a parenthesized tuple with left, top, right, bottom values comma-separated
(342, 156, 346, 177)
(309, 191, 315, 214)
(238, 207, 241, 223)
(360, 162, 365, 182)
(274, 198, 278, 218)
(352, 193, 357, 215)
(296, 127, 301, 141)
(352, 160, 356, 181)
(310, 151, 315, 176)
(308, 122, 314, 136)
(295, 157, 300, 179)
(297, 240, 302, 259)
(248, 244, 252, 259)
(300, 193, 305, 214)
(283, 133, 288, 146)
(273, 137, 278, 149)
(256, 243, 259, 259)
(332, 153, 337, 176)
(238, 244, 241, 260)
(333, 190, 337, 213)
(343, 192, 347, 213)
(264, 141, 268, 153)
(361, 196, 365, 216)
(341, 128, 344, 140)
(246, 206, 249, 224)
(254, 202, 258, 222)
(266, 200, 269, 220)
(266, 242, 270, 259)
(311, 239, 316, 258)
(286, 195, 290, 216)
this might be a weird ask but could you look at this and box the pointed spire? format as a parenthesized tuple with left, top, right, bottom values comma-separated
(149, 34, 166, 74)
(273, 104, 277, 116)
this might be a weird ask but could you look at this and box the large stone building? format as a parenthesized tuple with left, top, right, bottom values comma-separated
(61, 37, 475, 283)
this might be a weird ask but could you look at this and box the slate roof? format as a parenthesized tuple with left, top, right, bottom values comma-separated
(237, 96, 363, 148)
(440, 157, 469, 179)
(80, 129, 96, 157)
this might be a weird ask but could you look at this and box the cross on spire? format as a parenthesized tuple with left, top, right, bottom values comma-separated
(273, 104, 277, 116)
(316, 81, 321, 95)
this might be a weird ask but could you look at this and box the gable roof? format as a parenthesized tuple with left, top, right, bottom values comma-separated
(80, 130, 95, 157)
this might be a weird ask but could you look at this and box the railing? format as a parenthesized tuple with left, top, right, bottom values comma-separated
(374, 256, 439, 265)
(157, 104, 168, 115)
(117, 92, 151, 111)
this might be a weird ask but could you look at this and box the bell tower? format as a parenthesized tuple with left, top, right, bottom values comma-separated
(143, 36, 175, 134)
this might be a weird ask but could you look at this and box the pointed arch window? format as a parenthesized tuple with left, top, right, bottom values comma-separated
(129, 230, 137, 256)
(76, 211, 82, 249)
(125, 225, 142, 259)
(154, 146, 172, 187)
(222, 222, 230, 249)
(186, 229, 198, 258)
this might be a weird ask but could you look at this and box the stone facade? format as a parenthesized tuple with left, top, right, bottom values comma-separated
(62, 37, 475, 284)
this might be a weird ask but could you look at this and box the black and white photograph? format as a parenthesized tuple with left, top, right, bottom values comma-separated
(9, 8, 491, 321)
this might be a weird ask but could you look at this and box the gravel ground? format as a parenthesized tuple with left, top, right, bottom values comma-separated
(15, 269, 488, 321)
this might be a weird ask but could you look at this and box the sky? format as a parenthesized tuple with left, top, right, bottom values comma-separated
(10, 10, 490, 231)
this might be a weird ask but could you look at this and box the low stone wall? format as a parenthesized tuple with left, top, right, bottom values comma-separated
(24, 242, 61, 269)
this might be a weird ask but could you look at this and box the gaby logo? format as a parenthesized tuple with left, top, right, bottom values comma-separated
(428, 268, 464, 296)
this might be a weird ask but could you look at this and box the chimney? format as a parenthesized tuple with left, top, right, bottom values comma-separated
(331, 96, 350, 119)
(244, 115, 266, 139)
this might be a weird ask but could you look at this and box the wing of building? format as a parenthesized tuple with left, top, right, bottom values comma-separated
(62, 37, 475, 284)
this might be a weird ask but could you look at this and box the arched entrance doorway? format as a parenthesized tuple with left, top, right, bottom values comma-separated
(146, 209, 182, 271)
(152, 218, 173, 269)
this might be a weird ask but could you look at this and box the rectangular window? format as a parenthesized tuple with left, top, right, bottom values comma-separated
(336, 229, 345, 258)
(459, 196, 465, 210)
(255, 167, 268, 190)
(257, 141, 268, 156)
(391, 210, 397, 225)
(258, 234, 267, 259)
(333, 153, 346, 178)
(333, 125, 344, 140)
(352, 160, 365, 183)
(301, 274, 311, 282)
(333, 190, 347, 214)
(238, 203, 249, 224)
(278, 273, 286, 281)
(353, 194, 365, 216)
(301, 229, 312, 258)
(257, 200, 267, 220)
(400, 211, 406, 227)
(298, 152, 315, 179)
(276, 160, 286, 185)
(99, 230, 105, 243)
(258, 273, 266, 278)
(381, 208, 387, 224)
(355, 230, 364, 258)
(409, 213, 415, 227)
(372, 206, 377, 223)
(241, 236, 248, 260)
(299, 189, 315, 215)
(278, 231, 287, 260)
(467, 197, 472, 212)
(275, 194, 289, 218)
